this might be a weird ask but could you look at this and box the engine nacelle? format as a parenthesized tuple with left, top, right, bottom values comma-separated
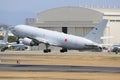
(22, 37, 39, 46)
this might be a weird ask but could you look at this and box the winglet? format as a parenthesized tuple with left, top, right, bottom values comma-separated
(85, 19, 108, 43)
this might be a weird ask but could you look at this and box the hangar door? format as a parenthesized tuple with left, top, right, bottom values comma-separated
(62, 27, 67, 34)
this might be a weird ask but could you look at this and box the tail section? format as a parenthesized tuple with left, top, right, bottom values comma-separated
(3, 30, 9, 43)
(85, 19, 108, 43)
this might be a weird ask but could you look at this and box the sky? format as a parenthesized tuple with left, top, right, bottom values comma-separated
(0, 0, 120, 25)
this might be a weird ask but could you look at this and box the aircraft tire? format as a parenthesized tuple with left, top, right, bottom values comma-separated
(48, 49, 51, 52)
(1, 48, 5, 52)
(60, 49, 64, 53)
(43, 49, 48, 53)
(43, 49, 51, 53)
(115, 50, 118, 54)
(60, 48, 67, 53)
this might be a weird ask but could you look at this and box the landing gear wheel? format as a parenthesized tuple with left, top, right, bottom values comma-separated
(44, 49, 48, 53)
(60, 48, 67, 53)
(60, 49, 64, 53)
(1, 47, 8, 52)
(1, 49, 5, 52)
(43, 49, 51, 53)
(115, 50, 118, 54)
(48, 49, 51, 52)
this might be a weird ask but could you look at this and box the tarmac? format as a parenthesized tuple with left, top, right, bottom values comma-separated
(0, 51, 119, 73)
(0, 64, 119, 73)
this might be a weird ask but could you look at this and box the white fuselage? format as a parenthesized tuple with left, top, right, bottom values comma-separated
(11, 25, 97, 50)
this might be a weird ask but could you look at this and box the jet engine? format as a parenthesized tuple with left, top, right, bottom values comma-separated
(22, 37, 39, 46)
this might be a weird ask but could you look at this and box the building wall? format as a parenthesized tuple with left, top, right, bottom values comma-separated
(91, 8, 120, 44)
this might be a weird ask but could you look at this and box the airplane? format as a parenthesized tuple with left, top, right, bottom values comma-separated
(0, 29, 27, 52)
(4, 19, 108, 53)
(0, 30, 10, 51)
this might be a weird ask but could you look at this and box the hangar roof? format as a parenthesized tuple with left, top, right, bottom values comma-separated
(37, 7, 103, 23)
(91, 8, 120, 16)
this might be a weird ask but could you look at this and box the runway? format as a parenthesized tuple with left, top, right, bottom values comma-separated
(0, 64, 120, 73)
(0, 52, 119, 57)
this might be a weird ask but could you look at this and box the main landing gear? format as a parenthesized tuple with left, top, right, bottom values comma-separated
(43, 44, 68, 53)
(43, 49, 51, 53)
(43, 44, 51, 53)
(60, 48, 67, 53)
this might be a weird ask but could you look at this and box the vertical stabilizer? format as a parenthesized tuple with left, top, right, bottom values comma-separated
(85, 19, 108, 43)
(3, 30, 9, 43)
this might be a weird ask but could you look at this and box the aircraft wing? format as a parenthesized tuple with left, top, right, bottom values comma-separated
(34, 37, 59, 46)
(7, 42, 24, 47)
